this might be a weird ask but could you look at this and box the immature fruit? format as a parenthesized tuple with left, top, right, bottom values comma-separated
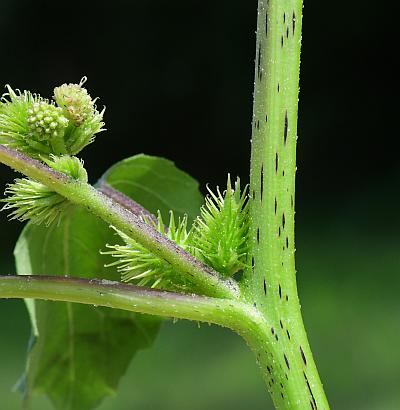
(192, 175, 249, 276)
(1, 155, 88, 226)
(1, 178, 69, 226)
(104, 211, 192, 290)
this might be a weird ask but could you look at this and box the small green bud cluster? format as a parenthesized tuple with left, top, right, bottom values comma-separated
(0, 78, 105, 158)
(1, 155, 87, 226)
(27, 102, 68, 141)
(105, 176, 250, 289)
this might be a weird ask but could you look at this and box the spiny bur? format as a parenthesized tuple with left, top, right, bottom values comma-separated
(104, 211, 192, 290)
(192, 175, 249, 276)
(1, 155, 87, 226)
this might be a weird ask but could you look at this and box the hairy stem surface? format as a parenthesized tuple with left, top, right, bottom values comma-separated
(243, 1, 330, 408)
(0, 275, 256, 334)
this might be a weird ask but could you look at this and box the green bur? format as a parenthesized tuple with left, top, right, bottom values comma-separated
(1, 155, 87, 226)
(104, 211, 192, 290)
(193, 176, 249, 277)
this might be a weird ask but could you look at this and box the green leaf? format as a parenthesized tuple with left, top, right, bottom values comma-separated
(14, 154, 204, 410)
(15, 211, 160, 410)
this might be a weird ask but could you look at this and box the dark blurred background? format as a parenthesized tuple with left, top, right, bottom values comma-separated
(0, 0, 399, 409)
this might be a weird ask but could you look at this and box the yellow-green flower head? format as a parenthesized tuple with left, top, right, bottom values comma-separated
(53, 77, 94, 126)
(53, 77, 106, 155)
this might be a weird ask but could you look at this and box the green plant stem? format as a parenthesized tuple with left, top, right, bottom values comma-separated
(243, 0, 330, 408)
(0, 275, 258, 334)
(0, 145, 239, 300)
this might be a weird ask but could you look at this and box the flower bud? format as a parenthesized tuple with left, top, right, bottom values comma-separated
(53, 77, 105, 155)
(53, 77, 93, 126)
(27, 102, 68, 141)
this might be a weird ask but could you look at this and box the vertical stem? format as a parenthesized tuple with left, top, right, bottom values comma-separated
(244, 1, 330, 409)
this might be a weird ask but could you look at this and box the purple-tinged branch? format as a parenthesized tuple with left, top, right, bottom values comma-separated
(0, 275, 253, 330)
(0, 145, 239, 299)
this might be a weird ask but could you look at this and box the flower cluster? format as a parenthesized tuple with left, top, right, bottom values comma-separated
(27, 101, 69, 154)
(0, 78, 105, 158)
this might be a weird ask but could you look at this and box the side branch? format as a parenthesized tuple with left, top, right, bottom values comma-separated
(0, 145, 239, 299)
(0, 275, 251, 330)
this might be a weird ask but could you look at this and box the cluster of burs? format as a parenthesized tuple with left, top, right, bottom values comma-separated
(0, 77, 104, 158)
(0, 79, 249, 291)
(0, 78, 102, 225)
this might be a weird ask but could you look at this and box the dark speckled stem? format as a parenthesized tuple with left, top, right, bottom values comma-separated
(243, 1, 330, 409)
